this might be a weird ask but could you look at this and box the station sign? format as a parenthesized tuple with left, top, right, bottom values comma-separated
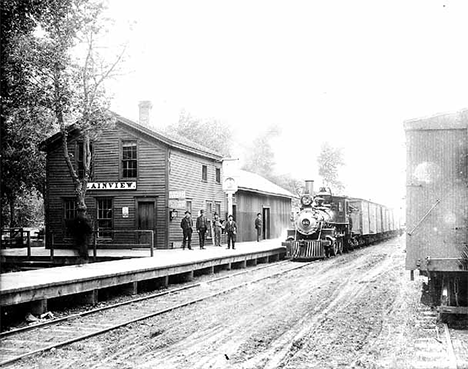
(87, 182, 137, 190)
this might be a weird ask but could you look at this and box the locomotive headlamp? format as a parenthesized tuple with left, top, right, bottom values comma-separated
(301, 194, 313, 206)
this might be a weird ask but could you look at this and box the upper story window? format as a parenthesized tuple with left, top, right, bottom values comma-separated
(215, 168, 221, 183)
(202, 165, 208, 181)
(122, 140, 137, 178)
(77, 141, 93, 179)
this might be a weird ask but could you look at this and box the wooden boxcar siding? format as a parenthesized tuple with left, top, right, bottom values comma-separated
(235, 191, 291, 242)
(368, 203, 377, 234)
(45, 125, 169, 248)
(350, 200, 370, 236)
(168, 149, 224, 248)
(405, 128, 468, 271)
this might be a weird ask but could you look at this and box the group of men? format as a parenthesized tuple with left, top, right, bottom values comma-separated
(180, 211, 263, 250)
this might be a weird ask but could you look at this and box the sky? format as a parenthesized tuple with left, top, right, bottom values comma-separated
(101, 0, 468, 216)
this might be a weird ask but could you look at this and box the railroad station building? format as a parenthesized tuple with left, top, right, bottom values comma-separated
(41, 103, 294, 249)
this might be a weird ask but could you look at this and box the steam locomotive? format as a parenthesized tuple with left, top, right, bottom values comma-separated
(284, 180, 399, 261)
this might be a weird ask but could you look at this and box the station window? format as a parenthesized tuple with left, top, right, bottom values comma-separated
(186, 199, 193, 215)
(77, 141, 93, 179)
(122, 140, 137, 178)
(215, 201, 221, 216)
(97, 198, 113, 239)
(63, 198, 77, 237)
(206, 201, 213, 215)
(64, 198, 77, 220)
(215, 168, 221, 183)
(202, 165, 208, 181)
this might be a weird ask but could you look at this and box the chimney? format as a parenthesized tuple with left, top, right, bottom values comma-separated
(304, 180, 314, 196)
(138, 100, 153, 127)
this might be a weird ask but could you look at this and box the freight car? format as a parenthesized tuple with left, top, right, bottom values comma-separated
(283, 180, 397, 261)
(348, 198, 399, 247)
(405, 110, 468, 318)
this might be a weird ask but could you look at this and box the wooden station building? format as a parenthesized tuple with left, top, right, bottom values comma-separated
(41, 103, 294, 249)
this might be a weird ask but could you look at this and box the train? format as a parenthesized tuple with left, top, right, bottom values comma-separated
(283, 180, 399, 261)
(405, 110, 468, 318)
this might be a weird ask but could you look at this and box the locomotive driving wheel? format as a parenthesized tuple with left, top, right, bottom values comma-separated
(337, 238, 344, 255)
(329, 240, 338, 257)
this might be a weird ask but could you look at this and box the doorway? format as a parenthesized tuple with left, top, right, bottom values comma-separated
(262, 207, 270, 240)
(137, 201, 156, 247)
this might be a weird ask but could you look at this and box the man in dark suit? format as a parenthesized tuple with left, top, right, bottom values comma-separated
(255, 213, 262, 242)
(224, 214, 238, 250)
(196, 209, 209, 249)
(180, 211, 193, 250)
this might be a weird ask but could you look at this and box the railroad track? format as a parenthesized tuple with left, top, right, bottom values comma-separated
(0, 258, 317, 367)
(411, 306, 468, 369)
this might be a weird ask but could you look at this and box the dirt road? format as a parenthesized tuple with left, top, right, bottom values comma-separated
(13, 236, 468, 368)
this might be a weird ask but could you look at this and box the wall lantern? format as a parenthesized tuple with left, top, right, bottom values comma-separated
(170, 209, 178, 221)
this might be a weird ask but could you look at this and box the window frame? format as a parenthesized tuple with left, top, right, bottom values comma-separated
(121, 140, 138, 179)
(215, 167, 221, 183)
(63, 198, 77, 238)
(76, 141, 93, 180)
(201, 164, 208, 182)
(96, 197, 114, 240)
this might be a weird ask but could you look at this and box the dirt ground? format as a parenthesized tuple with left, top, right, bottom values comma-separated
(13, 236, 468, 369)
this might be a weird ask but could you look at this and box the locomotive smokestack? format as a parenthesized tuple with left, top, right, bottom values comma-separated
(305, 180, 314, 196)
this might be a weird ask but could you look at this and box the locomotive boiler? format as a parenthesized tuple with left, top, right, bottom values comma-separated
(284, 180, 351, 261)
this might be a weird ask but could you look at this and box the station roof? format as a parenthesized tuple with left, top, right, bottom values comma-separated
(404, 108, 468, 131)
(114, 113, 224, 160)
(41, 112, 224, 161)
(237, 170, 296, 199)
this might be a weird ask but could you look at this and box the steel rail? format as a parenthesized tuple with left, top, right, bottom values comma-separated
(0, 259, 314, 367)
(1, 259, 291, 338)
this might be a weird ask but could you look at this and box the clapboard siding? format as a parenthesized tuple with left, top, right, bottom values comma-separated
(235, 191, 291, 242)
(44, 117, 230, 250)
(168, 149, 224, 248)
(45, 123, 170, 249)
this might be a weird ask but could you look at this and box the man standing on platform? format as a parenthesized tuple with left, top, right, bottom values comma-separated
(196, 209, 208, 249)
(180, 211, 193, 250)
(225, 214, 238, 250)
(255, 213, 263, 242)
(212, 212, 223, 247)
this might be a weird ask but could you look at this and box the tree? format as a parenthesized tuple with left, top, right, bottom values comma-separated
(164, 109, 233, 157)
(242, 125, 280, 179)
(2, 0, 122, 258)
(317, 142, 345, 193)
(1, 0, 55, 227)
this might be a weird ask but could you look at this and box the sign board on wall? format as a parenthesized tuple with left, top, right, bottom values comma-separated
(87, 182, 137, 190)
(169, 190, 186, 209)
(169, 199, 186, 208)
(169, 191, 186, 199)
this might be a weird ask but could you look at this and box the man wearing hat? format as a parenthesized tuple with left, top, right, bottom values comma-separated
(196, 209, 209, 249)
(224, 214, 238, 250)
(180, 211, 193, 250)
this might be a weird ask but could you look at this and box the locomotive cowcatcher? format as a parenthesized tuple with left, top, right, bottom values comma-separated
(283, 180, 351, 261)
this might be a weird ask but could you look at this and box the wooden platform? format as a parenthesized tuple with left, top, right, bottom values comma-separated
(0, 239, 286, 314)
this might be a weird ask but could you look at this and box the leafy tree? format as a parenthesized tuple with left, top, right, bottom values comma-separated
(242, 125, 280, 179)
(1, 0, 54, 227)
(317, 141, 345, 193)
(165, 109, 233, 157)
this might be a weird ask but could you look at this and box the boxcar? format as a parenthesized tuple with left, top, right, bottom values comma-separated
(405, 110, 468, 316)
(349, 198, 397, 246)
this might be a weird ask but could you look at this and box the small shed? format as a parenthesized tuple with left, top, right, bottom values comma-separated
(231, 170, 295, 242)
